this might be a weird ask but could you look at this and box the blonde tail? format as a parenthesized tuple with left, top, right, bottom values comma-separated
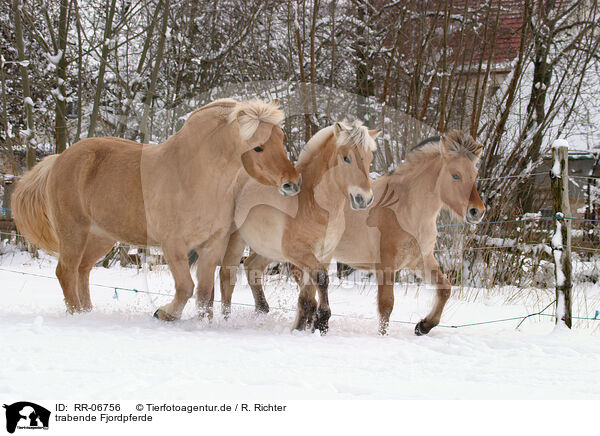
(12, 155, 60, 255)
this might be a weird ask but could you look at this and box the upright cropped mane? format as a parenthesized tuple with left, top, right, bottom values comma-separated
(438, 130, 483, 162)
(296, 120, 376, 168)
(392, 129, 482, 176)
(186, 98, 284, 141)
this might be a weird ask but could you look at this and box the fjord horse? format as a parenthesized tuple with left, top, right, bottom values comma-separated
(12, 99, 300, 319)
(230, 130, 485, 335)
(208, 121, 379, 332)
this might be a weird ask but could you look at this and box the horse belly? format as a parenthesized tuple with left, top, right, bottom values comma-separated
(333, 225, 380, 266)
(237, 205, 286, 261)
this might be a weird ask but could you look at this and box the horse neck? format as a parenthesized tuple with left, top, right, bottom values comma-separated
(390, 152, 445, 227)
(297, 142, 346, 217)
(156, 119, 240, 173)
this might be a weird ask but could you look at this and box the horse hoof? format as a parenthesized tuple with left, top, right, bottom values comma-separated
(293, 317, 308, 331)
(198, 310, 213, 321)
(153, 309, 177, 321)
(312, 309, 330, 335)
(414, 320, 431, 336)
(378, 324, 389, 336)
(311, 324, 328, 335)
(256, 304, 270, 314)
(317, 325, 328, 335)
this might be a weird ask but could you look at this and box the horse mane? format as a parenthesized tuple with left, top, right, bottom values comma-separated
(186, 98, 284, 141)
(296, 120, 376, 168)
(391, 129, 482, 176)
(335, 120, 377, 152)
(440, 130, 483, 161)
(227, 99, 284, 140)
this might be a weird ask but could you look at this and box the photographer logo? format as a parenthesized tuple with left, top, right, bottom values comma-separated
(3, 402, 50, 433)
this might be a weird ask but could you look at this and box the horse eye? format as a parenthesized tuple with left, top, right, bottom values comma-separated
(254, 146, 264, 152)
(452, 173, 461, 180)
(343, 156, 351, 164)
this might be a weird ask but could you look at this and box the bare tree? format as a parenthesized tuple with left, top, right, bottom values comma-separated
(11, 0, 35, 169)
(88, 0, 117, 138)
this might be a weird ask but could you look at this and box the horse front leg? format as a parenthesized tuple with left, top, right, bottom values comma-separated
(377, 267, 396, 335)
(414, 255, 451, 336)
(290, 264, 317, 331)
(311, 266, 331, 334)
(289, 258, 330, 334)
(154, 244, 195, 321)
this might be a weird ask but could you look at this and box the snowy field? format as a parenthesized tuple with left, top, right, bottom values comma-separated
(1, 247, 600, 401)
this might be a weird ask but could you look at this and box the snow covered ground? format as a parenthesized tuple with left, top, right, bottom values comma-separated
(1, 247, 600, 401)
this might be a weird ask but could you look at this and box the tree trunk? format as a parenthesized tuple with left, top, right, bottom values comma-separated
(75, 0, 83, 142)
(139, 0, 170, 144)
(88, 0, 117, 138)
(116, 0, 163, 138)
(292, 1, 312, 143)
(12, 0, 36, 169)
(1, 61, 18, 175)
(55, 0, 69, 153)
(355, 1, 369, 119)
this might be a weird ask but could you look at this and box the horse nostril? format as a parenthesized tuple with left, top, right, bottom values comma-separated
(281, 180, 300, 196)
(469, 208, 479, 217)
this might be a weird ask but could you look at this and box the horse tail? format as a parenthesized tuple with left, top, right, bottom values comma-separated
(12, 154, 60, 255)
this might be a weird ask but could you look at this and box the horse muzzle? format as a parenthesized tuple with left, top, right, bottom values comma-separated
(349, 188, 374, 210)
(465, 207, 485, 224)
(279, 175, 302, 197)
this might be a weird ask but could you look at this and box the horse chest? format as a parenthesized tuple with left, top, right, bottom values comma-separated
(313, 215, 345, 261)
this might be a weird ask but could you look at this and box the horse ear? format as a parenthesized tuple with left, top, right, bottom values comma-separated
(439, 134, 449, 155)
(439, 133, 458, 157)
(474, 142, 484, 158)
(368, 129, 381, 139)
(333, 122, 344, 137)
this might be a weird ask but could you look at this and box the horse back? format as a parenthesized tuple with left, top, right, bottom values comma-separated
(47, 137, 149, 244)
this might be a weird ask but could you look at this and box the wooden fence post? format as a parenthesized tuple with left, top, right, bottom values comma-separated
(2, 175, 14, 219)
(550, 140, 572, 328)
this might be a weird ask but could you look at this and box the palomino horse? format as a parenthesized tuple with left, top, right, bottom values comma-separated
(12, 99, 300, 319)
(207, 121, 379, 332)
(223, 130, 485, 335)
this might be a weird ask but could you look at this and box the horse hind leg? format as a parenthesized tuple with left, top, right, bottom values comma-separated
(219, 231, 246, 317)
(243, 252, 271, 314)
(55, 228, 90, 313)
(77, 233, 116, 311)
